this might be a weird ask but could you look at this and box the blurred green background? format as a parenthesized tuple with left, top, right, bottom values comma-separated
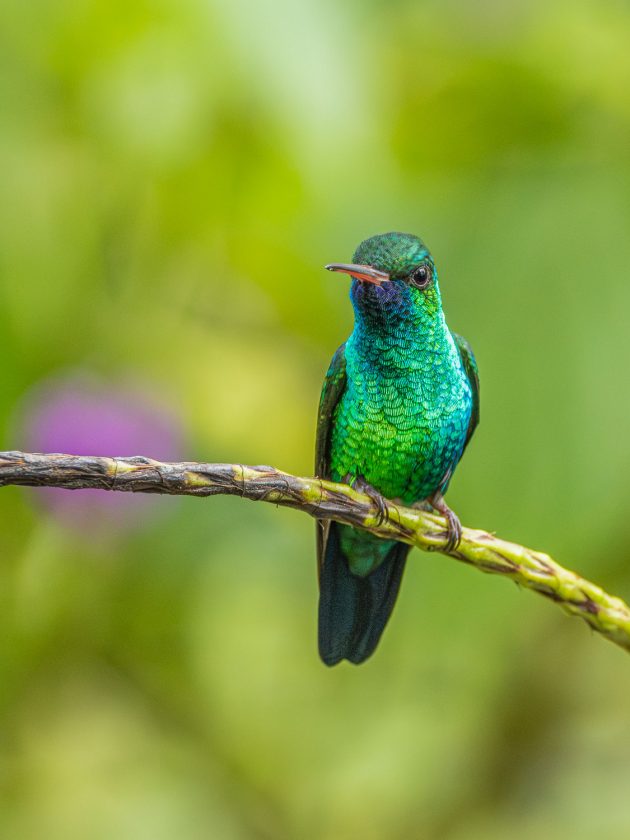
(2, 0, 630, 837)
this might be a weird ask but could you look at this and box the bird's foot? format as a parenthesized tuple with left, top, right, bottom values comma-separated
(427, 492, 462, 552)
(344, 474, 389, 527)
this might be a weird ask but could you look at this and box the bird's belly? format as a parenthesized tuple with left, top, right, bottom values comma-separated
(330, 375, 471, 505)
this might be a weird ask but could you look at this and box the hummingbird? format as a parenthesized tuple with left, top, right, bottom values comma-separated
(316, 232, 479, 666)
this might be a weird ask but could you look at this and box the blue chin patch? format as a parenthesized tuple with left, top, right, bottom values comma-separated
(350, 279, 412, 324)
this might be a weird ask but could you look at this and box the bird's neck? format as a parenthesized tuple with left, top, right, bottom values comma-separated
(349, 306, 453, 372)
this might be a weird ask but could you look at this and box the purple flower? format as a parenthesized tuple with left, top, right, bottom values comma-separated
(17, 371, 186, 534)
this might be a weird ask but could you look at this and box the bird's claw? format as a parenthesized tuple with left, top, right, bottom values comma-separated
(345, 474, 389, 527)
(443, 509, 462, 552)
(428, 492, 462, 553)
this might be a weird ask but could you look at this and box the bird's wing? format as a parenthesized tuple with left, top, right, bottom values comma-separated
(452, 332, 479, 452)
(315, 342, 347, 575)
(315, 342, 347, 480)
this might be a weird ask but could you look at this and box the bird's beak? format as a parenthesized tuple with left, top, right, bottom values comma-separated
(325, 263, 390, 286)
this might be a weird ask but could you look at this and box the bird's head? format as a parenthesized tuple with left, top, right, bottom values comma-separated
(326, 232, 441, 329)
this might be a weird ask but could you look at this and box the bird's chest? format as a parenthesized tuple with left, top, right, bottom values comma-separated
(330, 350, 471, 503)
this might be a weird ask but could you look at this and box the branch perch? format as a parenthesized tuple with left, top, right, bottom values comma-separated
(1, 450, 629, 655)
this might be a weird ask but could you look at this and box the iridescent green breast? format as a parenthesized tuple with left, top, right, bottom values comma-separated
(329, 330, 472, 504)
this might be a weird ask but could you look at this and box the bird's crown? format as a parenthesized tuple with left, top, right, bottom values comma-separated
(352, 232, 432, 279)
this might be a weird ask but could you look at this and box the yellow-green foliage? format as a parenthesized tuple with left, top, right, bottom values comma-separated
(2, 0, 630, 837)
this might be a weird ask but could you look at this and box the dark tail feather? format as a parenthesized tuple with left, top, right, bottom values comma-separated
(318, 523, 409, 666)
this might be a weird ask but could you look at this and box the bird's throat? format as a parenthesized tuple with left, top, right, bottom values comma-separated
(350, 302, 451, 373)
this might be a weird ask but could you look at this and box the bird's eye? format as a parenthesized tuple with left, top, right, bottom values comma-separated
(409, 264, 432, 289)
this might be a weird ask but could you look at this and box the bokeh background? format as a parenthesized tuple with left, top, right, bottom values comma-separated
(2, 0, 630, 837)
